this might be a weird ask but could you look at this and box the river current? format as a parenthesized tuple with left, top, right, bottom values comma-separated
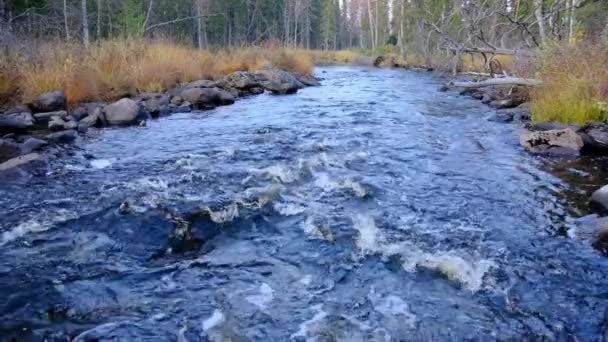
(1, 66, 607, 341)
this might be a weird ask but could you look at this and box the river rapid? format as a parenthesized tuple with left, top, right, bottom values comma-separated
(1, 66, 607, 341)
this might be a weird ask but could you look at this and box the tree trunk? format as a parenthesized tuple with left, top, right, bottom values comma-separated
(451, 77, 541, 88)
(367, 0, 375, 50)
(96, 0, 102, 40)
(534, 0, 546, 46)
(81, 0, 90, 48)
(64, 0, 70, 42)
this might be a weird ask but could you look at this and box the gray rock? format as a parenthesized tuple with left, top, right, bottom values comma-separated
(79, 108, 102, 128)
(525, 122, 579, 132)
(0, 152, 46, 172)
(103, 98, 147, 126)
(31, 91, 65, 112)
(488, 112, 514, 123)
(45, 129, 78, 144)
(578, 124, 608, 151)
(294, 73, 321, 87)
(490, 98, 516, 109)
(481, 93, 493, 104)
(185, 80, 218, 89)
(257, 69, 303, 94)
(20, 137, 48, 154)
(180, 87, 235, 109)
(0, 112, 34, 133)
(222, 71, 262, 90)
(5, 104, 30, 115)
(572, 214, 608, 255)
(48, 116, 68, 131)
(170, 96, 184, 106)
(592, 186, 608, 212)
(33, 110, 68, 124)
(520, 128, 584, 156)
(0, 139, 23, 162)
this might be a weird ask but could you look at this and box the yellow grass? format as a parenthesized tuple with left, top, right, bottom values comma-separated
(0, 39, 315, 107)
(530, 43, 608, 124)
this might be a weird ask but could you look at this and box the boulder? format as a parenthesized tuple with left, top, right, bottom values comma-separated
(48, 116, 69, 131)
(20, 137, 48, 154)
(79, 107, 102, 128)
(257, 69, 303, 94)
(0, 139, 23, 162)
(519, 128, 584, 156)
(5, 104, 30, 115)
(0, 153, 47, 178)
(592, 185, 608, 212)
(577, 124, 608, 152)
(170, 96, 184, 106)
(180, 87, 235, 109)
(0, 112, 34, 133)
(33, 110, 68, 124)
(31, 91, 65, 112)
(294, 73, 321, 87)
(45, 129, 78, 144)
(103, 98, 147, 126)
(185, 80, 218, 89)
(222, 71, 261, 90)
(525, 122, 579, 132)
(572, 214, 608, 255)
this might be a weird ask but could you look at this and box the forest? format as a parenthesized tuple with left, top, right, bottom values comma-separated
(0, 0, 607, 122)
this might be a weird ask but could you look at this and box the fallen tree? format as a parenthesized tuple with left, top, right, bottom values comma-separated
(451, 77, 542, 88)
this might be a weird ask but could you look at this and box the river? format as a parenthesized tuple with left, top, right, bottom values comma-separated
(1, 66, 607, 341)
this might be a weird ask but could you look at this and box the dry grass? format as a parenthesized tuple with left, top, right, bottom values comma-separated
(530, 43, 608, 124)
(0, 39, 315, 107)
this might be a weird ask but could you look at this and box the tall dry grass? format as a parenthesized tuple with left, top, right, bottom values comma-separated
(530, 43, 608, 124)
(0, 39, 315, 107)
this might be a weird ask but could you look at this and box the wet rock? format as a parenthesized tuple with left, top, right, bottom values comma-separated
(45, 129, 78, 144)
(0, 112, 34, 133)
(33, 110, 68, 125)
(31, 91, 65, 113)
(0, 153, 46, 175)
(520, 128, 584, 156)
(491, 106, 531, 123)
(79, 108, 102, 128)
(488, 111, 515, 123)
(294, 73, 321, 87)
(0, 139, 23, 162)
(574, 214, 608, 255)
(20, 137, 48, 154)
(180, 87, 235, 109)
(170, 96, 184, 106)
(490, 98, 516, 109)
(577, 124, 608, 152)
(481, 93, 493, 104)
(438, 85, 450, 92)
(103, 98, 147, 126)
(257, 69, 303, 94)
(594, 227, 608, 256)
(525, 122, 579, 132)
(592, 185, 608, 212)
(48, 116, 69, 131)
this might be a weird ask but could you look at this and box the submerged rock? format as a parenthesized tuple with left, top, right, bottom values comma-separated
(0, 112, 34, 133)
(20, 137, 48, 154)
(573, 214, 608, 256)
(45, 129, 78, 144)
(31, 91, 65, 113)
(294, 73, 321, 87)
(520, 128, 584, 156)
(103, 98, 147, 126)
(0, 152, 47, 175)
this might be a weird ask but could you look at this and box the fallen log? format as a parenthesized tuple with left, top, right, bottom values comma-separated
(451, 77, 541, 89)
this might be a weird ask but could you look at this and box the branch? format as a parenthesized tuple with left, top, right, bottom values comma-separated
(144, 13, 223, 33)
(451, 77, 542, 88)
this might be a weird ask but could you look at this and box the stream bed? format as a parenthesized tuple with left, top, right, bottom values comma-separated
(1, 66, 607, 341)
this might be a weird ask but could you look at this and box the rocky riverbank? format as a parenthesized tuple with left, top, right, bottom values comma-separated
(0, 68, 319, 179)
(440, 74, 608, 256)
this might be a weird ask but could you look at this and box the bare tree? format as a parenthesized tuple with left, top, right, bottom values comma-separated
(63, 0, 70, 42)
(81, 0, 89, 48)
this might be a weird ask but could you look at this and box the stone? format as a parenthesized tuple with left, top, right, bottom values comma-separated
(578, 124, 608, 152)
(257, 69, 304, 94)
(222, 71, 261, 90)
(33, 110, 68, 124)
(180, 87, 235, 109)
(294, 73, 321, 87)
(20, 138, 48, 154)
(0, 139, 23, 162)
(592, 185, 608, 212)
(5, 104, 30, 115)
(0, 153, 46, 175)
(0, 112, 34, 133)
(170, 96, 184, 106)
(45, 129, 78, 144)
(48, 116, 68, 131)
(520, 128, 584, 156)
(525, 122, 579, 132)
(79, 108, 102, 128)
(31, 91, 65, 112)
(185, 80, 218, 89)
(103, 98, 147, 126)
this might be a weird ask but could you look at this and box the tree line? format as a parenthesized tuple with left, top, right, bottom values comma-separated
(0, 0, 606, 54)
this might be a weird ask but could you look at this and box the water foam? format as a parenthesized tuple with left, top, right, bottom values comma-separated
(245, 283, 274, 310)
(202, 309, 225, 331)
(290, 304, 328, 341)
(1, 209, 78, 246)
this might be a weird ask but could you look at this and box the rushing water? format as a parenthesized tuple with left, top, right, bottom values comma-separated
(1, 66, 607, 341)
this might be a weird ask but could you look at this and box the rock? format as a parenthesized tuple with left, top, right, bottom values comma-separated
(592, 185, 608, 212)
(492, 106, 531, 123)
(578, 124, 608, 152)
(185, 80, 218, 89)
(103, 98, 147, 126)
(572, 214, 608, 255)
(45, 129, 78, 144)
(438, 85, 450, 92)
(490, 98, 516, 109)
(0, 139, 23, 162)
(20, 138, 48, 154)
(180, 87, 235, 109)
(519, 128, 584, 156)
(33, 110, 68, 124)
(79, 108, 102, 128)
(481, 93, 493, 104)
(488, 112, 515, 123)
(0, 112, 34, 133)
(294, 73, 321, 87)
(0, 153, 46, 175)
(5, 104, 30, 115)
(170, 96, 184, 106)
(524, 122, 579, 132)
(31, 91, 65, 112)
(222, 71, 261, 90)
(48, 116, 68, 131)
(593, 227, 608, 256)
(257, 69, 303, 94)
